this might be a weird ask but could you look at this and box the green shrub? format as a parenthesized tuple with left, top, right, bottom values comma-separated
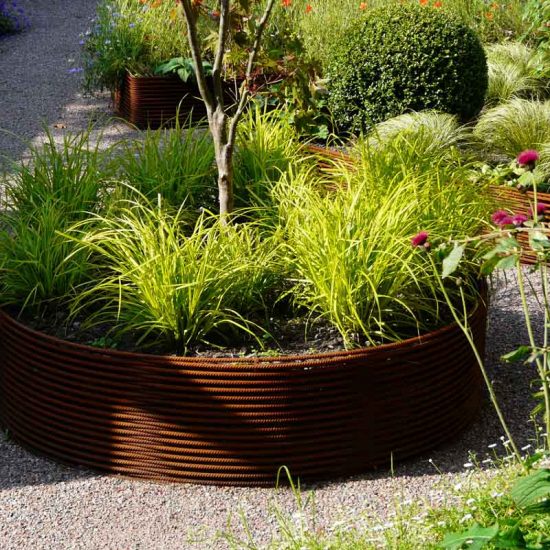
(326, 3, 488, 134)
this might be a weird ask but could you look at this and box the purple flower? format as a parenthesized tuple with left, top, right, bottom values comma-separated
(411, 231, 429, 247)
(491, 210, 513, 227)
(511, 214, 528, 226)
(517, 149, 540, 167)
(528, 203, 548, 218)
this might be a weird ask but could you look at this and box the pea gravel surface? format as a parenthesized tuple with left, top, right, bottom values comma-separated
(0, 2, 545, 549)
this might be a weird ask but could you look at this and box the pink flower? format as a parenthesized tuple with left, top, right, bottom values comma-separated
(517, 149, 540, 166)
(491, 210, 513, 226)
(411, 231, 429, 247)
(528, 203, 547, 218)
(511, 213, 528, 226)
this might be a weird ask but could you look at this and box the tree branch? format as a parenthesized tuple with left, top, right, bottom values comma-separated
(212, 0, 231, 108)
(227, 0, 276, 146)
(180, 0, 214, 112)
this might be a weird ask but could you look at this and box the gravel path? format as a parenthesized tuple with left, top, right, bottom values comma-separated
(0, 0, 135, 167)
(0, 3, 546, 549)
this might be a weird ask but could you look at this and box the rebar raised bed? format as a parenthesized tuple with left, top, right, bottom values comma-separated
(0, 298, 486, 486)
(490, 186, 550, 265)
(114, 73, 244, 129)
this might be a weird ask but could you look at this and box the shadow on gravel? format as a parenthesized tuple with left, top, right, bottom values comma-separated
(0, 433, 94, 491)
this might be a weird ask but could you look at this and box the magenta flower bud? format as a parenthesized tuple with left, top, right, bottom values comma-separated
(517, 149, 540, 166)
(491, 210, 514, 227)
(528, 203, 547, 218)
(411, 231, 429, 247)
(511, 213, 528, 226)
(491, 210, 510, 225)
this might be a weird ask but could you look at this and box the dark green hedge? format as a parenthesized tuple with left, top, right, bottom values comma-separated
(326, 4, 488, 134)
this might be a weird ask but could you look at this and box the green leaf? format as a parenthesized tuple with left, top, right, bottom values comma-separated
(483, 238, 520, 260)
(493, 522, 526, 548)
(176, 66, 192, 83)
(501, 346, 532, 363)
(439, 524, 500, 549)
(530, 231, 550, 252)
(518, 171, 536, 190)
(442, 245, 464, 279)
(480, 255, 501, 276)
(511, 470, 550, 512)
(495, 255, 519, 270)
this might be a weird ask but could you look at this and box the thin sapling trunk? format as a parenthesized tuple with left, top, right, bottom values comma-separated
(179, 0, 276, 217)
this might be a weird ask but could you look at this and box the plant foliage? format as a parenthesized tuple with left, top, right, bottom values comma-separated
(326, 3, 488, 134)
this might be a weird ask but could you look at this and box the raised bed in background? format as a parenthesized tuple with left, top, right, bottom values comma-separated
(0, 294, 487, 486)
(113, 73, 243, 129)
(490, 186, 550, 265)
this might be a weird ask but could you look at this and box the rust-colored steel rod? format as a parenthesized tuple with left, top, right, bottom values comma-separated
(0, 293, 486, 486)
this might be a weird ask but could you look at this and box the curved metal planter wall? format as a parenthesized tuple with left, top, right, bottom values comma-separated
(0, 301, 486, 487)
(114, 73, 207, 128)
(490, 186, 550, 265)
(113, 73, 241, 129)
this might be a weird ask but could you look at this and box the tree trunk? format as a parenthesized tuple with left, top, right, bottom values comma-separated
(180, 0, 276, 219)
(210, 107, 234, 217)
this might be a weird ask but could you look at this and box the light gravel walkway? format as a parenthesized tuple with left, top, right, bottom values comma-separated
(0, 0, 136, 167)
(0, 3, 545, 549)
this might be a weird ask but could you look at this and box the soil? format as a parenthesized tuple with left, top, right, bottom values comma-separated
(9, 302, 456, 359)
(10, 305, 350, 358)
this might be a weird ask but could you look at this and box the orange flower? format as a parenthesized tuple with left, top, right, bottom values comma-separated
(151, 0, 162, 6)
(305, 3, 312, 12)
(434, 0, 442, 6)
(282, 0, 291, 7)
(419, 0, 428, 5)
(485, 10, 494, 20)
(359, 2, 367, 9)
(490, 2, 499, 9)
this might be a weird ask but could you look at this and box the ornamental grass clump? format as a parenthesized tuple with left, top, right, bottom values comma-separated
(115, 118, 216, 210)
(485, 42, 549, 105)
(233, 106, 305, 208)
(274, 146, 488, 347)
(326, 3, 488, 134)
(474, 98, 550, 159)
(4, 127, 112, 217)
(67, 196, 284, 353)
(0, 128, 113, 312)
(0, 207, 92, 312)
(367, 111, 473, 165)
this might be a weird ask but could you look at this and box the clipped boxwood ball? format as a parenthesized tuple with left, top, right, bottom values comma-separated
(326, 4, 488, 134)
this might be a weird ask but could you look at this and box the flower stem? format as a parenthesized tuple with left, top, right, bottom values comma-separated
(431, 257, 523, 465)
